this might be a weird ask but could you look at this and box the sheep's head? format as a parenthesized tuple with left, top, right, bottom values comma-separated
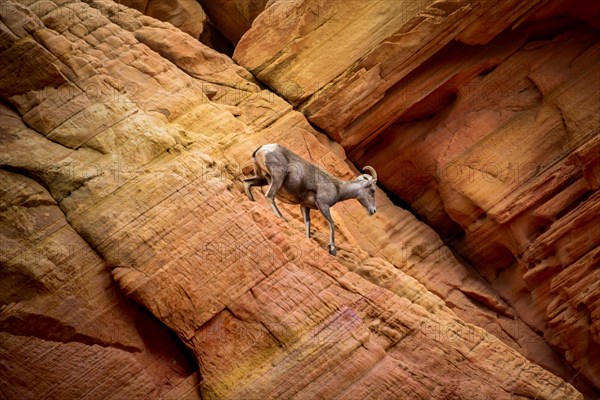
(356, 166, 377, 215)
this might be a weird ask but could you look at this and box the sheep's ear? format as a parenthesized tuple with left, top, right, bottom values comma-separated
(362, 178, 377, 187)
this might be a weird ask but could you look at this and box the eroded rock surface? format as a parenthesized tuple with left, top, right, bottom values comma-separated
(235, 0, 600, 393)
(115, 0, 208, 39)
(199, 0, 269, 44)
(0, 0, 592, 399)
(0, 145, 200, 399)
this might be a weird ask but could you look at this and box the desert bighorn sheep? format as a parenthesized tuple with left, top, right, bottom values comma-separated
(243, 144, 377, 255)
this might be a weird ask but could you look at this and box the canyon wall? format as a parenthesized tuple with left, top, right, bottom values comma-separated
(235, 0, 600, 393)
(0, 0, 596, 399)
(198, 0, 269, 44)
(114, 0, 208, 39)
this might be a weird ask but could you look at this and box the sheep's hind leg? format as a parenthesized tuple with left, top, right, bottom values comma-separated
(243, 177, 268, 201)
(301, 206, 311, 238)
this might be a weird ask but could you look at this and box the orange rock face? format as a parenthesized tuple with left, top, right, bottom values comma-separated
(199, 0, 269, 44)
(235, 0, 600, 394)
(0, 0, 596, 399)
(115, 0, 208, 39)
(0, 157, 199, 399)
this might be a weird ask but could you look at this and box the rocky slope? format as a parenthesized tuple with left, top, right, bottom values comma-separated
(198, 0, 269, 44)
(235, 0, 600, 394)
(0, 0, 594, 399)
(114, 0, 208, 39)
(113, 0, 233, 53)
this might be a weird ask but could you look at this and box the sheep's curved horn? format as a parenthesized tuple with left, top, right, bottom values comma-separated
(363, 166, 377, 181)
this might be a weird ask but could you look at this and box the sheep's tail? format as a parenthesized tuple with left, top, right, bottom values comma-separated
(251, 145, 263, 159)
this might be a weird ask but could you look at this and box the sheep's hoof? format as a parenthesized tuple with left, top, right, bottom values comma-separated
(243, 184, 255, 201)
(329, 248, 337, 256)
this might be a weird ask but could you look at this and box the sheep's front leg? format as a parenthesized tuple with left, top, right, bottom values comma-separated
(301, 205, 311, 238)
(317, 203, 336, 255)
(265, 175, 287, 222)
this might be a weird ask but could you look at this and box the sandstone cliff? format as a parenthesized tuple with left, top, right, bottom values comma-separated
(114, 0, 208, 39)
(235, 0, 600, 394)
(0, 0, 596, 399)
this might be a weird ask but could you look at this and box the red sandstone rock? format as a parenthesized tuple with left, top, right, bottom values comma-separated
(234, 0, 600, 393)
(115, 0, 208, 39)
(0, 162, 199, 399)
(0, 0, 593, 399)
(199, 0, 269, 44)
